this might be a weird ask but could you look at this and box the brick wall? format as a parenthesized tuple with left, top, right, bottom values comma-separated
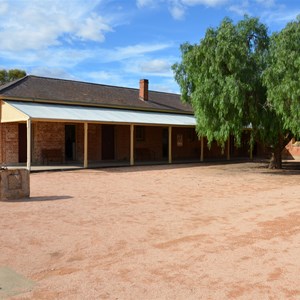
(230, 132, 251, 158)
(0, 120, 281, 166)
(172, 127, 200, 160)
(135, 126, 164, 161)
(0, 123, 19, 164)
(115, 125, 130, 161)
(88, 124, 101, 161)
(0, 122, 2, 163)
(33, 122, 65, 164)
(203, 137, 226, 159)
(76, 123, 84, 162)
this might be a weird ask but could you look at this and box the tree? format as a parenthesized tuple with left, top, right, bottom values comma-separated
(263, 16, 300, 139)
(0, 69, 26, 85)
(173, 16, 293, 169)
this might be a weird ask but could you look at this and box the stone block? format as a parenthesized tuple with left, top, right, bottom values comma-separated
(0, 169, 30, 201)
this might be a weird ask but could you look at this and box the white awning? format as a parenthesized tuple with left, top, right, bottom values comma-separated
(3, 100, 196, 126)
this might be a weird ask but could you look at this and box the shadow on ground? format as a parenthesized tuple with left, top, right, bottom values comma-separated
(5, 195, 73, 202)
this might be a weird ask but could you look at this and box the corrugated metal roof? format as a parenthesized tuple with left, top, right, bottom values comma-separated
(6, 101, 196, 126)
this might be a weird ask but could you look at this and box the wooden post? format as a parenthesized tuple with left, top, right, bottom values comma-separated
(168, 126, 172, 163)
(84, 122, 88, 168)
(130, 124, 134, 166)
(200, 136, 204, 162)
(26, 119, 31, 171)
(227, 137, 230, 161)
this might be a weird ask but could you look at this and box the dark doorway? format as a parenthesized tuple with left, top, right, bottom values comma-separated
(102, 125, 115, 160)
(65, 125, 76, 161)
(18, 123, 27, 163)
(162, 128, 169, 159)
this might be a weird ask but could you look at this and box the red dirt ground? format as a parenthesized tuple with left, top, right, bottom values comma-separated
(1, 162, 300, 299)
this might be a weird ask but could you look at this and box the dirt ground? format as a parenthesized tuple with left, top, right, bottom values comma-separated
(1, 162, 300, 299)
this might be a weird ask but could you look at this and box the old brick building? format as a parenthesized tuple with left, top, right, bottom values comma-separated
(0, 76, 259, 170)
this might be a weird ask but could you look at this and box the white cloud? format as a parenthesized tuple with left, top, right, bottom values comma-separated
(229, 1, 249, 16)
(0, 48, 94, 68)
(168, 1, 186, 20)
(0, 1, 8, 14)
(86, 71, 123, 84)
(139, 59, 172, 74)
(136, 0, 228, 20)
(136, 0, 157, 8)
(30, 67, 75, 80)
(99, 43, 172, 62)
(77, 14, 113, 42)
(263, 10, 300, 24)
(119, 56, 175, 79)
(0, 0, 112, 51)
(255, 0, 275, 8)
(181, 0, 227, 6)
(151, 78, 180, 93)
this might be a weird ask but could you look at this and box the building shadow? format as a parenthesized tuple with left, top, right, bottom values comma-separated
(5, 195, 73, 202)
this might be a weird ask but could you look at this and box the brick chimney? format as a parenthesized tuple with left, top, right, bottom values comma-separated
(139, 79, 148, 101)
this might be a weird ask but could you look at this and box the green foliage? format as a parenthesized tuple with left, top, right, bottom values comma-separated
(0, 69, 26, 85)
(173, 15, 300, 160)
(263, 15, 300, 137)
(173, 16, 272, 148)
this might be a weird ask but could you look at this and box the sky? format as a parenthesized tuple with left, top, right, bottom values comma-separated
(0, 0, 299, 93)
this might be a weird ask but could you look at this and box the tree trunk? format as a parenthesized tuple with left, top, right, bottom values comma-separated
(268, 132, 292, 169)
(268, 148, 282, 169)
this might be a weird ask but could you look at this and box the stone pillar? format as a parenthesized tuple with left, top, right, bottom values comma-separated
(0, 169, 30, 201)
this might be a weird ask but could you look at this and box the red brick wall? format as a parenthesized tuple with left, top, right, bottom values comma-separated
(88, 124, 101, 161)
(0, 123, 19, 164)
(76, 123, 84, 162)
(135, 126, 164, 161)
(230, 132, 251, 158)
(115, 125, 130, 161)
(32, 122, 65, 163)
(172, 127, 200, 160)
(1, 120, 283, 166)
(203, 137, 226, 159)
(0, 122, 2, 163)
(85, 124, 131, 162)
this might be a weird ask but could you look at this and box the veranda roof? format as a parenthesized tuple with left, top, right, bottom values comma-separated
(1, 100, 196, 126)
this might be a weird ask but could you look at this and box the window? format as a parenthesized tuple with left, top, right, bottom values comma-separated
(177, 134, 183, 147)
(135, 126, 145, 142)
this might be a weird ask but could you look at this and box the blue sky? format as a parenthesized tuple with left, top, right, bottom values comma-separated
(0, 0, 299, 93)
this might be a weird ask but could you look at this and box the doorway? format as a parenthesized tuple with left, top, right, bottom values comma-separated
(162, 128, 169, 159)
(18, 123, 27, 163)
(65, 125, 76, 161)
(102, 125, 115, 160)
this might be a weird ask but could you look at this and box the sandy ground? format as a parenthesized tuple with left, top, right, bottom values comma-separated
(0, 162, 300, 300)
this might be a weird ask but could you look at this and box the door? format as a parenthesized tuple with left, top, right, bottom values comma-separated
(65, 125, 76, 161)
(18, 123, 27, 163)
(102, 125, 115, 160)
